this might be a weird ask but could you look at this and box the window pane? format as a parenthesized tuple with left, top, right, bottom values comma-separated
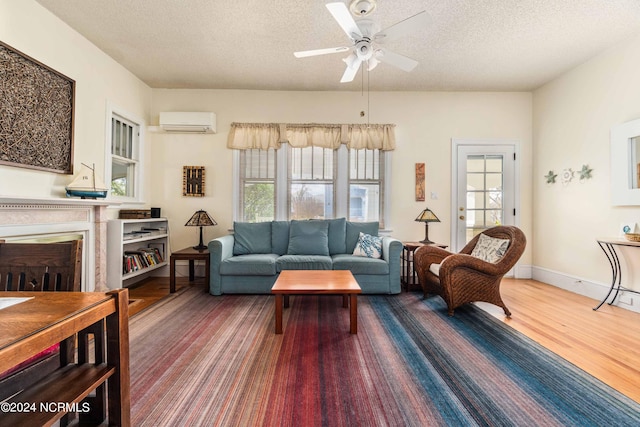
(111, 159, 133, 197)
(486, 156, 503, 173)
(349, 183, 380, 222)
(290, 183, 333, 219)
(467, 173, 485, 191)
(243, 182, 274, 222)
(486, 173, 502, 190)
(467, 156, 484, 172)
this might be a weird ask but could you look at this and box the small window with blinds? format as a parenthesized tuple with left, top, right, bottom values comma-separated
(349, 149, 383, 224)
(110, 115, 139, 198)
(239, 149, 276, 222)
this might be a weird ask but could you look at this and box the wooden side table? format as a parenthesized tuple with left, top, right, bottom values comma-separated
(170, 247, 210, 293)
(402, 241, 448, 292)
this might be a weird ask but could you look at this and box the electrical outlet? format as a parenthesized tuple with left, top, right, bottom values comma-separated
(619, 295, 634, 306)
(430, 192, 438, 200)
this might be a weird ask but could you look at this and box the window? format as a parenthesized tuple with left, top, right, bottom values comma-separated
(349, 149, 383, 223)
(105, 106, 143, 202)
(237, 145, 388, 226)
(239, 149, 276, 222)
(289, 147, 335, 219)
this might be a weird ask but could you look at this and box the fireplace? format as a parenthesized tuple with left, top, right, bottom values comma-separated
(0, 197, 111, 292)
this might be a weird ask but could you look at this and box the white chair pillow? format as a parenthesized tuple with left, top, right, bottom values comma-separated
(470, 233, 510, 263)
(429, 263, 441, 276)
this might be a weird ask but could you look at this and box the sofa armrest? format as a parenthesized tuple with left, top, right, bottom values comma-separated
(382, 237, 402, 293)
(208, 235, 235, 295)
(382, 236, 402, 263)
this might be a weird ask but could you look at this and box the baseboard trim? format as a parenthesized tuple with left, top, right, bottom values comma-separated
(531, 266, 640, 314)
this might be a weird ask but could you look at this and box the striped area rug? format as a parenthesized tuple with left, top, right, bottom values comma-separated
(129, 287, 640, 426)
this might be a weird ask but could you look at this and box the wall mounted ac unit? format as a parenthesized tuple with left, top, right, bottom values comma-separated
(159, 112, 216, 133)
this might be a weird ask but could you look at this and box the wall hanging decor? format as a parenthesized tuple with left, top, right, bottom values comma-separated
(561, 168, 574, 185)
(0, 41, 75, 174)
(544, 170, 557, 184)
(183, 166, 205, 197)
(415, 163, 425, 201)
(579, 164, 593, 181)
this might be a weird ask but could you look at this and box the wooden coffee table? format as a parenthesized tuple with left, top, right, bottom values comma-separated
(271, 270, 362, 334)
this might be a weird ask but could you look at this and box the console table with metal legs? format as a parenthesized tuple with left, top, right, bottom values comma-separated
(594, 237, 640, 310)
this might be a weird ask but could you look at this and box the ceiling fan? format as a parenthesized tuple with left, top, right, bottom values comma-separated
(294, 0, 429, 83)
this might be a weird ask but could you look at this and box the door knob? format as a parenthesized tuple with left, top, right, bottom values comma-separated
(459, 215, 465, 220)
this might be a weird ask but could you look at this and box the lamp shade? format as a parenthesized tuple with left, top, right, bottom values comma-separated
(185, 210, 217, 250)
(185, 210, 217, 227)
(415, 208, 440, 223)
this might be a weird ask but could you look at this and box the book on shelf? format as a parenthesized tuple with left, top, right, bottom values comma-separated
(122, 246, 165, 274)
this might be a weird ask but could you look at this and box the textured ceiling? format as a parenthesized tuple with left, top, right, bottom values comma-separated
(35, 0, 640, 91)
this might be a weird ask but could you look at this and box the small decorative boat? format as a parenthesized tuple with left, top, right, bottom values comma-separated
(65, 163, 109, 199)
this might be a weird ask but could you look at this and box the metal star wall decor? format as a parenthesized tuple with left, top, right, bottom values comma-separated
(579, 164, 593, 180)
(561, 168, 574, 185)
(544, 170, 557, 184)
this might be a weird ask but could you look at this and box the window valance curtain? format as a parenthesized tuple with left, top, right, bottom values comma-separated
(227, 122, 396, 151)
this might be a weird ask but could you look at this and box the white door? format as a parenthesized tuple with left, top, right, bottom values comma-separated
(452, 142, 517, 252)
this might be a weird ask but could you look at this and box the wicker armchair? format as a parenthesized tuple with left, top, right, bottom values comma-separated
(414, 226, 526, 316)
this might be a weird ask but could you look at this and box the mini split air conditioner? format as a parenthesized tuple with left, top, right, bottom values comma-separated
(159, 112, 216, 133)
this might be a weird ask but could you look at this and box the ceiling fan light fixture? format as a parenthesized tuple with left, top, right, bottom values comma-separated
(343, 52, 359, 69)
(350, 0, 377, 17)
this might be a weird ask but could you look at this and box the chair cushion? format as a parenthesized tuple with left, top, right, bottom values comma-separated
(276, 255, 332, 271)
(332, 254, 388, 275)
(346, 221, 379, 253)
(233, 222, 272, 255)
(352, 232, 382, 259)
(429, 263, 441, 276)
(287, 220, 329, 256)
(470, 233, 510, 263)
(220, 254, 279, 276)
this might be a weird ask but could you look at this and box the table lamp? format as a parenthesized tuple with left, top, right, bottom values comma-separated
(415, 207, 440, 244)
(185, 210, 217, 250)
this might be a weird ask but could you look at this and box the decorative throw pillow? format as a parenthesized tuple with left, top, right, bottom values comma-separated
(233, 222, 272, 255)
(346, 221, 379, 253)
(287, 220, 330, 256)
(352, 232, 383, 259)
(470, 233, 510, 263)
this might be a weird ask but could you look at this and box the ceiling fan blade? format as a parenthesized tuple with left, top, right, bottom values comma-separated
(326, 2, 363, 40)
(340, 58, 362, 83)
(376, 48, 419, 72)
(294, 46, 351, 58)
(374, 10, 429, 44)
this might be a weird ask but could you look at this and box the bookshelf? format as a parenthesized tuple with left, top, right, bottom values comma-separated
(107, 218, 169, 289)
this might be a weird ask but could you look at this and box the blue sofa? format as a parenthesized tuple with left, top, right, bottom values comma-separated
(208, 218, 402, 295)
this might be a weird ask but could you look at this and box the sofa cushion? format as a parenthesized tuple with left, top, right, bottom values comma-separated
(311, 218, 346, 255)
(352, 232, 382, 259)
(332, 254, 389, 275)
(233, 222, 272, 255)
(220, 254, 279, 276)
(287, 220, 329, 256)
(346, 221, 379, 253)
(470, 233, 510, 263)
(276, 255, 333, 271)
(271, 221, 290, 255)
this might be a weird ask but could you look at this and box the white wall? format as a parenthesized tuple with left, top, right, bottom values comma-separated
(533, 32, 640, 307)
(150, 90, 533, 266)
(0, 0, 152, 200)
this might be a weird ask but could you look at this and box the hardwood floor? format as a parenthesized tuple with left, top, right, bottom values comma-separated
(480, 278, 640, 404)
(128, 276, 640, 404)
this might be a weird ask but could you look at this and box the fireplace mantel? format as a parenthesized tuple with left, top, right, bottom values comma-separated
(0, 196, 116, 292)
